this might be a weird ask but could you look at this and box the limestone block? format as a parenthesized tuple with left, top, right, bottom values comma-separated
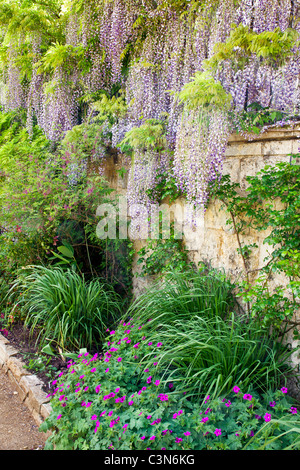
(31, 408, 43, 427)
(19, 374, 43, 398)
(262, 140, 294, 157)
(225, 141, 262, 157)
(7, 356, 31, 382)
(7, 370, 27, 401)
(0, 333, 9, 344)
(222, 157, 241, 183)
(0, 342, 18, 362)
(27, 384, 51, 414)
(40, 403, 52, 420)
(240, 157, 258, 189)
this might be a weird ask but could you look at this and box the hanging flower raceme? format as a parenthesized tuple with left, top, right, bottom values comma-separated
(173, 71, 232, 220)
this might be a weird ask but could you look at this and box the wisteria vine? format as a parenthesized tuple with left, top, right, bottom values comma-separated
(0, 0, 299, 219)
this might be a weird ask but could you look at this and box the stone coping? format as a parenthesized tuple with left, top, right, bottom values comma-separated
(0, 332, 52, 436)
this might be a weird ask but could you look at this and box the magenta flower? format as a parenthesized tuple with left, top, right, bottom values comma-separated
(105, 368, 109, 373)
(128, 401, 134, 406)
(141, 436, 146, 440)
(154, 380, 160, 386)
(264, 413, 272, 422)
(201, 417, 209, 423)
(175, 437, 183, 443)
(157, 342, 162, 347)
(90, 368, 96, 373)
(117, 357, 122, 362)
(149, 436, 156, 441)
(57, 414, 62, 420)
(233, 386, 240, 394)
(214, 429, 222, 436)
(243, 394, 253, 401)
(269, 401, 276, 407)
(281, 387, 288, 393)
(290, 407, 298, 414)
(184, 431, 191, 436)
(147, 376, 152, 384)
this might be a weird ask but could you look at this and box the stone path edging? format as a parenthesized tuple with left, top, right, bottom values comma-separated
(0, 332, 52, 437)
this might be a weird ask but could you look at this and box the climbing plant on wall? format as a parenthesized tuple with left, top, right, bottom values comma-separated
(0, 0, 299, 218)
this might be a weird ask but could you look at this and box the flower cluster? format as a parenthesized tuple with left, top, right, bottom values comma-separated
(40, 317, 299, 451)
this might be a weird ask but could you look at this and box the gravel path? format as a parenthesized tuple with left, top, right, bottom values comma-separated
(0, 368, 46, 450)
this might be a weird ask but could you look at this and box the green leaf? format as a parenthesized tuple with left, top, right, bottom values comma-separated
(57, 245, 74, 258)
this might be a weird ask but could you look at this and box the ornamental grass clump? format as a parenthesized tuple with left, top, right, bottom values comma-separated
(40, 317, 300, 450)
(127, 270, 295, 399)
(127, 269, 236, 326)
(14, 266, 123, 351)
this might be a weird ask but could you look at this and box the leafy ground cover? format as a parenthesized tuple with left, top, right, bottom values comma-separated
(40, 317, 300, 450)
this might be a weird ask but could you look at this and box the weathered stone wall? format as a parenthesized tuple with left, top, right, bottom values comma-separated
(103, 123, 300, 375)
(104, 124, 299, 290)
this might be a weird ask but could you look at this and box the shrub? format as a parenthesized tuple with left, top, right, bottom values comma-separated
(14, 266, 123, 351)
(40, 318, 300, 450)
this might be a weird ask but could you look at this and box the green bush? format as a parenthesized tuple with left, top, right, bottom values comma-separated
(40, 318, 300, 450)
(14, 266, 123, 351)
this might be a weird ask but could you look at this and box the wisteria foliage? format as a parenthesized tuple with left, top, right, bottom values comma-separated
(0, 0, 299, 214)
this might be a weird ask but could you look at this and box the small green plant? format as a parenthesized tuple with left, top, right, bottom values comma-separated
(136, 224, 193, 277)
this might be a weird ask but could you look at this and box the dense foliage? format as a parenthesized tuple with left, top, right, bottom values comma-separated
(0, 0, 299, 452)
(40, 315, 299, 450)
(0, 0, 298, 215)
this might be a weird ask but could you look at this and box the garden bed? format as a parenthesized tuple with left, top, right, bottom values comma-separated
(3, 323, 69, 394)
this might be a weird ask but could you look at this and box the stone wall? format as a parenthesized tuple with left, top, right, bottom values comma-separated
(104, 124, 299, 285)
(102, 123, 300, 372)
